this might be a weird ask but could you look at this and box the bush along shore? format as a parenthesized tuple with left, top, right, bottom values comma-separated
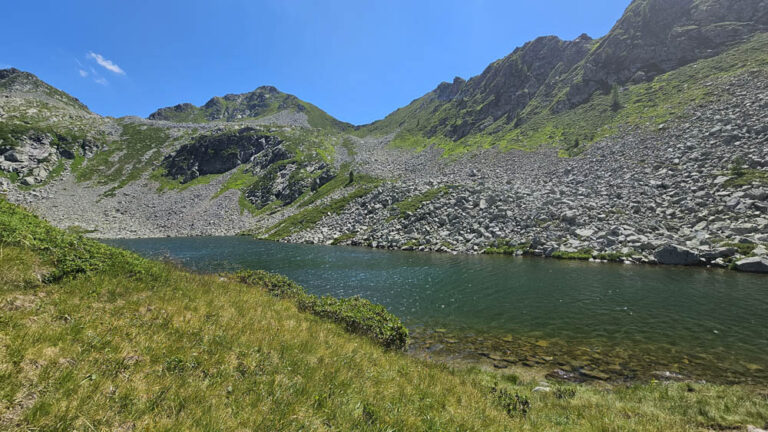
(235, 270, 408, 350)
(2, 196, 768, 431)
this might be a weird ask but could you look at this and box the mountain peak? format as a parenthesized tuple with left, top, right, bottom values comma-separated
(253, 85, 280, 94)
(0, 68, 89, 111)
(561, 0, 768, 109)
(1, 67, 51, 93)
(0, 67, 29, 79)
(148, 85, 351, 131)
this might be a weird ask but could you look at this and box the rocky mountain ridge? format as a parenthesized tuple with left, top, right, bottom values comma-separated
(361, 0, 768, 146)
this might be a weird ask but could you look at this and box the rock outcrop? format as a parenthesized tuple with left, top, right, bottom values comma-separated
(162, 128, 282, 182)
(245, 160, 335, 209)
(1, 134, 58, 185)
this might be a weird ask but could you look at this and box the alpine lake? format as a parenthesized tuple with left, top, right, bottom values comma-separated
(103, 236, 768, 385)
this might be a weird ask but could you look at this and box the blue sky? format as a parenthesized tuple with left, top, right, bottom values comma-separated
(1, 1, 630, 125)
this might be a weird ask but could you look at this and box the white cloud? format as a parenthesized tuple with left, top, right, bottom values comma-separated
(87, 52, 125, 75)
(79, 69, 88, 77)
(94, 76, 109, 86)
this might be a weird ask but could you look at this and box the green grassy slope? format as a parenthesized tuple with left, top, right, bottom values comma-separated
(2, 198, 768, 430)
(72, 121, 176, 195)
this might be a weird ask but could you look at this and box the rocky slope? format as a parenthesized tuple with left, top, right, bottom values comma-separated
(1, 0, 768, 274)
(0, 68, 107, 186)
(290, 71, 768, 272)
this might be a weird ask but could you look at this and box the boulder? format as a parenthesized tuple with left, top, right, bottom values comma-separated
(653, 244, 701, 266)
(19, 176, 38, 186)
(735, 257, 768, 274)
(732, 223, 758, 235)
(3, 149, 27, 163)
(701, 247, 737, 261)
(561, 210, 578, 224)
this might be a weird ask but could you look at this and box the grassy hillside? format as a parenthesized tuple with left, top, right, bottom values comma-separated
(2, 198, 768, 430)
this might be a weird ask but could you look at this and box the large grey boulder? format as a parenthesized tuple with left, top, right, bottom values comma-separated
(735, 257, 768, 274)
(654, 244, 701, 266)
(3, 149, 27, 163)
(561, 210, 579, 224)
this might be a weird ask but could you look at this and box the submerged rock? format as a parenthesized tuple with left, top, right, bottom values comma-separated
(546, 369, 585, 383)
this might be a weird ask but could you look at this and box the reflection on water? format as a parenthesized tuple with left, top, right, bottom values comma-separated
(103, 236, 768, 384)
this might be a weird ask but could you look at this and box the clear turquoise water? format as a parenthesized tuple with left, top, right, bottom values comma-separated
(103, 236, 768, 383)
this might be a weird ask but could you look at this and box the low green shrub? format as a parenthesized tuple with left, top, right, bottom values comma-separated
(235, 270, 305, 299)
(263, 185, 377, 240)
(595, 252, 632, 262)
(724, 168, 768, 188)
(331, 232, 356, 245)
(484, 241, 532, 255)
(490, 385, 531, 418)
(551, 249, 594, 260)
(298, 295, 409, 350)
(389, 186, 449, 220)
(554, 387, 577, 400)
(722, 242, 757, 256)
(236, 269, 409, 350)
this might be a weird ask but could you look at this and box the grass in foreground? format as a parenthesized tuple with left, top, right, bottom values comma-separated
(1, 198, 768, 431)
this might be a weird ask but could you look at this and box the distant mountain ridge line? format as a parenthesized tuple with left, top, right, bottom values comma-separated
(2, 0, 767, 137)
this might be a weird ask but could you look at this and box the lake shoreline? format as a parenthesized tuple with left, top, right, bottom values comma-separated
(94, 232, 768, 275)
